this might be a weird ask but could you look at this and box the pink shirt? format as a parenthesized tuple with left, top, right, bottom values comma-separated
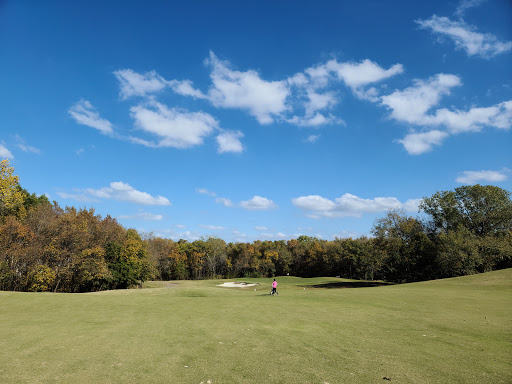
(272, 281, 277, 288)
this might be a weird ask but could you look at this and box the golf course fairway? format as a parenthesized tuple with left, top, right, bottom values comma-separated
(1, 269, 511, 383)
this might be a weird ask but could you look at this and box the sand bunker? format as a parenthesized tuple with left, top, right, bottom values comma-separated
(217, 282, 259, 288)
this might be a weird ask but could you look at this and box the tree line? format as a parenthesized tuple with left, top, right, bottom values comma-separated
(1, 159, 511, 292)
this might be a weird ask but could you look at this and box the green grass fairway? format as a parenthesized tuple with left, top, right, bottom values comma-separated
(1, 270, 511, 383)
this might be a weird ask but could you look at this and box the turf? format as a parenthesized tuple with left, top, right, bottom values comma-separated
(1, 270, 511, 383)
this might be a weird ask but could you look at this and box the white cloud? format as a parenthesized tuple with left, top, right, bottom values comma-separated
(17, 143, 40, 154)
(382, 74, 511, 154)
(130, 100, 218, 148)
(0, 144, 14, 159)
(398, 130, 449, 155)
(69, 100, 114, 135)
(118, 211, 164, 220)
(206, 51, 290, 124)
(240, 196, 277, 210)
(455, 0, 486, 17)
(89, 181, 170, 205)
(59, 181, 170, 206)
(199, 224, 225, 230)
(259, 232, 288, 240)
(306, 134, 320, 143)
(114, 69, 169, 99)
(456, 169, 509, 184)
(417, 15, 512, 58)
(304, 90, 338, 116)
(216, 130, 244, 153)
(381, 74, 462, 125)
(287, 113, 338, 127)
(216, 197, 234, 207)
(197, 188, 216, 197)
(255, 226, 269, 231)
(168, 79, 207, 99)
(292, 193, 420, 218)
(14, 135, 40, 154)
(56, 191, 100, 203)
(432, 100, 512, 133)
(326, 59, 404, 91)
(292, 195, 337, 212)
(287, 58, 404, 118)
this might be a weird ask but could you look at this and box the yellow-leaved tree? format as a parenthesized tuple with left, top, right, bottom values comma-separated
(0, 159, 24, 217)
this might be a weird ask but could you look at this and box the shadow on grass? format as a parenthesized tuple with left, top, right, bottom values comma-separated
(301, 281, 393, 289)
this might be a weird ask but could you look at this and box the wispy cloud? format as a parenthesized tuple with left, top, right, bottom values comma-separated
(215, 197, 234, 207)
(292, 193, 420, 218)
(287, 113, 338, 127)
(118, 211, 164, 220)
(69, 100, 114, 135)
(199, 189, 276, 210)
(168, 79, 207, 99)
(196, 188, 216, 197)
(14, 135, 40, 154)
(58, 181, 171, 206)
(417, 15, 512, 59)
(455, 0, 487, 17)
(199, 224, 225, 230)
(0, 143, 14, 159)
(114, 69, 169, 99)
(456, 169, 509, 184)
(305, 134, 320, 143)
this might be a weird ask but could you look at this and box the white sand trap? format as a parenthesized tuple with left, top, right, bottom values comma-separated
(217, 282, 259, 288)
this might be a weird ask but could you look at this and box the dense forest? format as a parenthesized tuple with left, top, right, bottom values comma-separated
(1, 159, 511, 292)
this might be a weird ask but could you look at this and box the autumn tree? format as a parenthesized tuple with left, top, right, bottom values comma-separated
(0, 159, 24, 218)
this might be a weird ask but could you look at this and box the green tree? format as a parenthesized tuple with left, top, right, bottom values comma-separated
(372, 210, 435, 282)
(420, 185, 512, 236)
(436, 227, 481, 277)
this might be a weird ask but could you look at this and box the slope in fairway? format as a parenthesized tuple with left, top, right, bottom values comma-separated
(1, 270, 511, 383)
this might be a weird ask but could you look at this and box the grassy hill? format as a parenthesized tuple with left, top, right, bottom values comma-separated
(1, 270, 511, 383)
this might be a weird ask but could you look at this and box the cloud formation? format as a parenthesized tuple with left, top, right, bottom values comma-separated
(292, 193, 420, 218)
(381, 73, 512, 154)
(114, 69, 169, 99)
(381, 74, 462, 125)
(59, 181, 171, 206)
(398, 130, 449, 155)
(0, 144, 14, 159)
(69, 100, 114, 135)
(206, 52, 290, 124)
(130, 100, 218, 148)
(455, 0, 487, 17)
(417, 15, 512, 58)
(118, 211, 164, 220)
(198, 188, 276, 210)
(456, 169, 509, 184)
(240, 196, 277, 210)
(216, 130, 244, 153)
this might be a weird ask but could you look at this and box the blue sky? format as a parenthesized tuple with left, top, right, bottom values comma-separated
(1, 0, 511, 242)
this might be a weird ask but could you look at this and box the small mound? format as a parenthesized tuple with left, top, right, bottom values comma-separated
(217, 282, 259, 288)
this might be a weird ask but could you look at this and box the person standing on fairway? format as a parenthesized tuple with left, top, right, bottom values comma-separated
(271, 279, 277, 295)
